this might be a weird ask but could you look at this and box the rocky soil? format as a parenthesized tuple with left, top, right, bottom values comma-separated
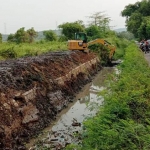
(0, 50, 101, 150)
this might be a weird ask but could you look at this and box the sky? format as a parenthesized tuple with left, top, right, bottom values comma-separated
(0, 0, 139, 34)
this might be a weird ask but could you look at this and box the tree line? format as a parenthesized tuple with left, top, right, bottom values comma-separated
(0, 12, 135, 44)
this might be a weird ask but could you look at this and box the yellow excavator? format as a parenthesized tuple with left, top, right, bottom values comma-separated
(68, 32, 116, 61)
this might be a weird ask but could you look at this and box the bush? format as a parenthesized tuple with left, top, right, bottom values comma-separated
(88, 43, 110, 65)
(58, 35, 68, 42)
(0, 47, 17, 59)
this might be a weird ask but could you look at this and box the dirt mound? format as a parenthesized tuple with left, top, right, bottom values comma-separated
(0, 50, 101, 149)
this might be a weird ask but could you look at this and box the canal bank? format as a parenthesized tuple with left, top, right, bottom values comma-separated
(26, 67, 114, 149)
(0, 51, 102, 149)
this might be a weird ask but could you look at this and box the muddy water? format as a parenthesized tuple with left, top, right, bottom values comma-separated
(26, 67, 114, 149)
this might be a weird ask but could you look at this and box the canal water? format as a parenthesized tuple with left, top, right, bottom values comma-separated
(27, 67, 114, 149)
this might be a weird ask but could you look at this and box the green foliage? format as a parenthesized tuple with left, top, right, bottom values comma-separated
(138, 16, 150, 39)
(85, 12, 117, 39)
(27, 27, 37, 43)
(80, 43, 150, 150)
(0, 47, 17, 59)
(139, 0, 150, 16)
(117, 31, 134, 40)
(121, 0, 150, 39)
(127, 12, 143, 38)
(146, 20, 150, 38)
(58, 35, 68, 42)
(58, 22, 85, 39)
(43, 30, 57, 41)
(0, 33, 2, 43)
(88, 44, 110, 65)
(65, 144, 82, 150)
(87, 37, 129, 65)
(75, 20, 85, 28)
(7, 27, 37, 43)
(111, 37, 129, 60)
(7, 34, 15, 42)
(15, 27, 29, 43)
(121, 3, 139, 17)
(85, 25, 103, 40)
(0, 41, 67, 60)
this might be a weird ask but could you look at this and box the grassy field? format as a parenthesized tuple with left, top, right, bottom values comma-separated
(0, 41, 68, 60)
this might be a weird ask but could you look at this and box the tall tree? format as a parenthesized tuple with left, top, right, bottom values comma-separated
(138, 16, 150, 39)
(43, 30, 57, 41)
(74, 20, 85, 28)
(87, 12, 111, 36)
(121, 3, 140, 18)
(85, 25, 102, 40)
(14, 27, 28, 43)
(7, 34, 15, 42)
(126, 12, 143, 38)
(87, 12, 110, 28)
(87, 12, 105, 26)
(58, 21, 85, 39)
(121, 0, 150, 39)
(139, 0, 150, 16)
(27, 27, 37, 43)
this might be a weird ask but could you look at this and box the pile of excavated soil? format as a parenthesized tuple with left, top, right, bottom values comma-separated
(0, 50, 101, 150)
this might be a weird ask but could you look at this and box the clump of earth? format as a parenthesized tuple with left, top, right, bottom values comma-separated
(0, 50, 101, 149)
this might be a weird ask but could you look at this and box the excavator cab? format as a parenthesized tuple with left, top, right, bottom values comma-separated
(75, 32, 87, 43)
(68, 32, 88, 51)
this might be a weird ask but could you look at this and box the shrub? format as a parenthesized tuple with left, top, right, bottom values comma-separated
(81, 43, 150, 150)
(0, 47, 17, 59)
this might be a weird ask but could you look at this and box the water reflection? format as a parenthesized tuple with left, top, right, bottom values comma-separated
(27, 67, 114, 149)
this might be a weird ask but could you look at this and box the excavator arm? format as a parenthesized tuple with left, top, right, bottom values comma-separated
(87, 39, 116, 60)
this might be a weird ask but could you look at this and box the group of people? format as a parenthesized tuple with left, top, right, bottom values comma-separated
(140, 39, 150, 53)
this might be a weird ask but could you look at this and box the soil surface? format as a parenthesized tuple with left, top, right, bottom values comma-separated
(0, 50, 101, 150)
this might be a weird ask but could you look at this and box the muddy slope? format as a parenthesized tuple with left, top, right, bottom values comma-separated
(0, 50, 101, 149)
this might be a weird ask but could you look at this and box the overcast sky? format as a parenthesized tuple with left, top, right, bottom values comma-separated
(0, 0, 139, 34)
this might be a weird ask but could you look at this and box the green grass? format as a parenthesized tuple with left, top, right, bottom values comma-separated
(0, 41, 68, 60)
(105, 36, 130, 60)
(78, 42, 150, 150)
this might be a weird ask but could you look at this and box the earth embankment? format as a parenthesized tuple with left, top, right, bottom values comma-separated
(0, 50, 101, 149)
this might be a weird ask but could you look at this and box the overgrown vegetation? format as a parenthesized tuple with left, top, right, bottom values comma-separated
(66, 42, 150, 150)
(0, 33, 2, 43)
(0, 41, 67, 59)
(88, 44, 110, 65)
(0, 11, 127, 61)
(7, 27, 38, 43)
(88, 36, 129, 65)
